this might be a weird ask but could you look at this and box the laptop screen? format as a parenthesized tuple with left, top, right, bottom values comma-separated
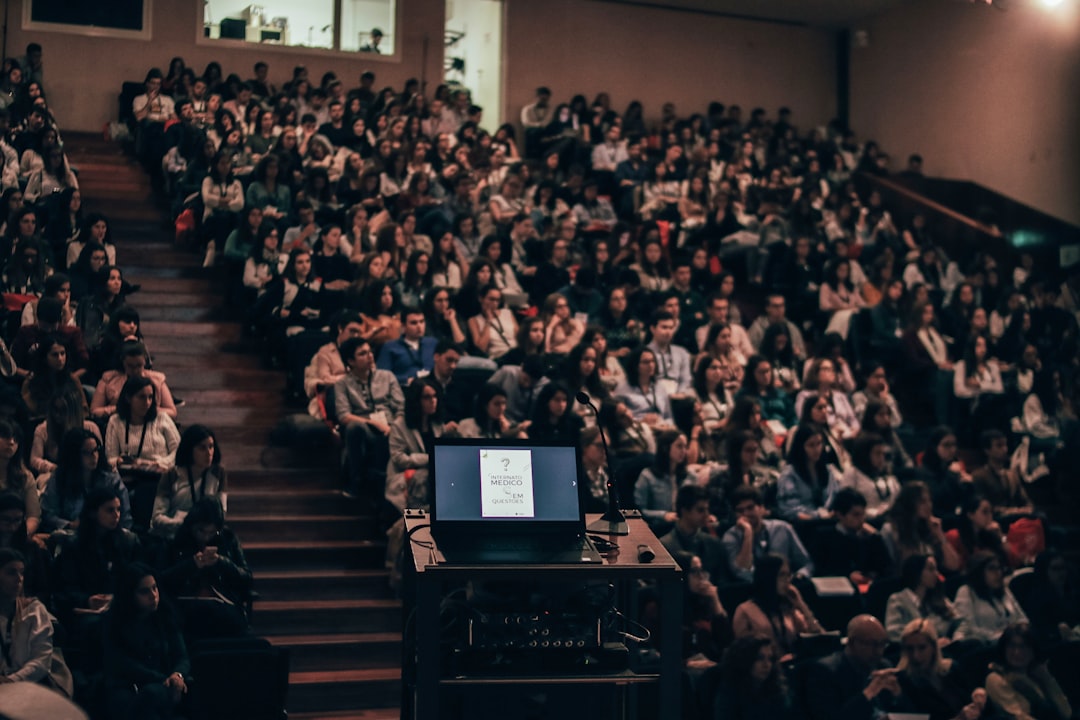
(431, 439, 582, 523)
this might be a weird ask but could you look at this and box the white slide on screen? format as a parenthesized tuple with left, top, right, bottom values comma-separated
(479, 448, 535, 518)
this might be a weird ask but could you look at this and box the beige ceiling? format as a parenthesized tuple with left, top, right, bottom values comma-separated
(595, 0, 909, 28)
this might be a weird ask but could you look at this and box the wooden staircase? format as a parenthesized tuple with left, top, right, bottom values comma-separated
(66, 133, 403, 719)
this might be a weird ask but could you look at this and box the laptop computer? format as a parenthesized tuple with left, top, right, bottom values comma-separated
(430, 437, 602, 564)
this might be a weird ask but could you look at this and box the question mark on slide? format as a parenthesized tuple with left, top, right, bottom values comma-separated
(502, 457, 510, 470)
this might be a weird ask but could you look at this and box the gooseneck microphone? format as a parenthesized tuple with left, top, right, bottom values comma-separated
(576, 391, 629, 535)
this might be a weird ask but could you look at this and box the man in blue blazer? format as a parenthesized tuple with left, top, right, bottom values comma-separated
(377, 307, 437, 384)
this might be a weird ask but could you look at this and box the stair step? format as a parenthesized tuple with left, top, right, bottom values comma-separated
(166, 367, 283, 390)
(267, 632, 401, 671)
(231, 515, 371, 542)
(230, 489, 350, 515)
(152, 351, 265, 369)
(174, 405, 283, 428)
(253, 599, 400, 634)
(131, 290, 221, 307)
(139, 306, 225, 322)
(245, 539, 386, 571)
(289, 710, 400, 720)
(255, 569, 390, 601)
(288, 669, 401, 714)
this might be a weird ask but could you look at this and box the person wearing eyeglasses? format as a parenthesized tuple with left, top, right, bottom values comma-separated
(41, 428, 130, 536)
(805, 615, 909, 720)
(953, 552, 1028, 645)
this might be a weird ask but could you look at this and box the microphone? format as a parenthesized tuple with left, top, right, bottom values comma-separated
(576, 392, 629, 535)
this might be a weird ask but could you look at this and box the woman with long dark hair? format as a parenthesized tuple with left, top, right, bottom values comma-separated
(738, 355, 796, 432)
(386, 378, 457, 512)
(732, 553, 822, 659)
(41, 428, 130, 534)
(150, 425, 226, 540)
(881, 481, 962, 574)
(457, 383, 527, 439)
(21, 335, 85, 423)
(104, 376, 180, 474)
(954, 552, 1028, 644)
(528, 382, 583, 442)
(560, 342, 608, 425)
(885, 554, 957, 643)
(614, 346, 672, 426)
(0, 419, 39, 537)
(713, 635, 797, 720)
(985, 623, 1071, 720)
(841, 432, 901, 521)
(104, 562, 189, 719)
(776, 423, 834, 522)
(634, 429, 690, 528)
(53, 487, 140, 631)
(918, 426, 970, 519)
(944, 494, 1005, 571)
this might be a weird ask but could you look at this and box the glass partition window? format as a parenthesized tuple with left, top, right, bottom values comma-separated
(204, 0, 395, 54)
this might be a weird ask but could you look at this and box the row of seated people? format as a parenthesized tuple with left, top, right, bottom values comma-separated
(650, 487, 1078, 720)
(127, 56, 1080, 718)
(0, 492, 248, 719)
(0, 44, 252, 718)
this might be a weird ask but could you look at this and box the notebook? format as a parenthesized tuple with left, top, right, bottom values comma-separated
(430, 437, 602, 564)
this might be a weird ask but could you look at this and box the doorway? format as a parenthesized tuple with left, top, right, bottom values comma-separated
(444, 0, 503, 132)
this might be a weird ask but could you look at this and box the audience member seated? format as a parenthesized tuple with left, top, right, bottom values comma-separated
(0, 494, 50, 600)
(91, 339, 179, 421)
(457, 382, 527, 439)
(885, 554, 958, 643)
(376, 307, 437, 384)
(840, 432, 901, 521)
(0, 419, 39, 537)
(527, 382, 583, 442)
(859, 399, 914, 474)
(334, 337, 404, 500)
(634, 429, 691, 531)
(896, 618, 988, 720)
(971, 430, 1034, 521)
(104, 377, 180, 475)
(732, 553, 823, 659)
(880, 481, 962, 574)
(150, 425, 226, 540)
(103, 562, 189, 720)
(794, 357, 860, 442)
(945, 494, 1007, 571)
(615, 345, 674, 427)
(953, 552, 1027, 645)
(984, 622, 1072, 720)
(1021, 550, 1080, 649)
(660, 485, 727, 583)
(160, 497, 251, 639)
(646, 310, 692, 394)
(0, 547, 74, 697)
(776, 422, 836, 522)
(53, 488, 140, 653)
(302, 311, 363, 420)
(11, 297, 90, 384)
(816, 488, 892, 587)
(20, 335, 87, 425)
(41, 428, 131, 534)
(468, 284, 518, 361)
(723, 486, 814, 584)
(805, 615, 907, 720)
(385, 378, 457, 513)
(712, 635, 798, 720)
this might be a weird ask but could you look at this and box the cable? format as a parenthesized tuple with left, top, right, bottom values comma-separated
(406, 522, 434, 549)
(612, 609, 651, 644)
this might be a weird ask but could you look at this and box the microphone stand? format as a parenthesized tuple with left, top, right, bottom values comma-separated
(577, 392, 629, 535)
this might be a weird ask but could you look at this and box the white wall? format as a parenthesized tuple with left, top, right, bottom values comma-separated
(445, 0, 503, 131)
(850, 0, 1080, 225)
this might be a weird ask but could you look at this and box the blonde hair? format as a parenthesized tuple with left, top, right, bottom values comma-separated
(896, 618, 952, 677)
